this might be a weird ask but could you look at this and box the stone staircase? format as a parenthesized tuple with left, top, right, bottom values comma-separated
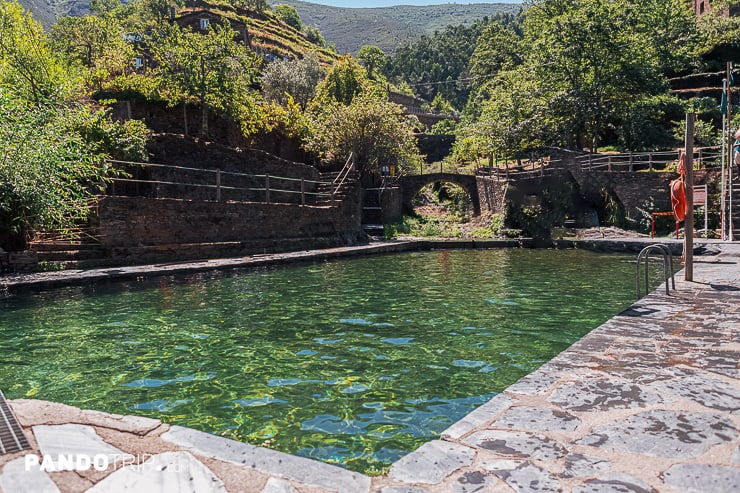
(28, 229, 107, 269)
(313, 170, 359, 206)
(361, 185, 384, 240)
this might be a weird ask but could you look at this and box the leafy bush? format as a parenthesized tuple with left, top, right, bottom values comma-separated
(0, 95, 124, 248)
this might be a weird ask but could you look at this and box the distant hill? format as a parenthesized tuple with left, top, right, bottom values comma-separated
(19, 0, 93, 28)
(19, 0, 61, 28)
(19, 0, 521, 55)
(271, 1, 522, 55)
(17, 0, 338, 65)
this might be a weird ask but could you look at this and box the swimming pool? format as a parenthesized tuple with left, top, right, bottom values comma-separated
(0, 249, 663, 473)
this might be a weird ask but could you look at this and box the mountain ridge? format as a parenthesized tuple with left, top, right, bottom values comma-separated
(19, 0, 521, 54)
(273, 0, 521, 54)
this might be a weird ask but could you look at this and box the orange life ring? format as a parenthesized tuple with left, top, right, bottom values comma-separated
(670, 178, 687, 222)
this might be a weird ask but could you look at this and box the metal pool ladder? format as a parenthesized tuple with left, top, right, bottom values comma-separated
(636, 244, 676, 300)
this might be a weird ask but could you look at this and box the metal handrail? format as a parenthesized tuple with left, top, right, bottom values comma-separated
(636, 244, 676, 300)
(476, 160, 566, 179)
(105, 160, 335, 204)
(579, 147, 721, 172)
(332, 153, 355, 195)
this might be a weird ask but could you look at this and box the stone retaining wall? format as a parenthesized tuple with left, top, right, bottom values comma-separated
(97, 195, 363, 261)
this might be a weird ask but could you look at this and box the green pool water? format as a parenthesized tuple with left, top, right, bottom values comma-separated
(0, 249, 665, 473)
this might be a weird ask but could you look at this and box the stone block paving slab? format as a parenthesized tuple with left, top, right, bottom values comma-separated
(0, 457, 60, 493)
(575, 410, 737, 459)
(378, 245, 740, 493)
(86, 451, 227, 493)
(663, 464, 740, 493)
(161, 425, 371, 493)
(33, 424, 132, 464)
(388, 441, 475, 485)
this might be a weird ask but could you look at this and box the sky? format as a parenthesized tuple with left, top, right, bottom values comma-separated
(304, 1, 520, 7)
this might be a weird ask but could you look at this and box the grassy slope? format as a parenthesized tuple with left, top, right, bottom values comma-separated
(271, 0, 522, 54)
(201, 2, 339, 63)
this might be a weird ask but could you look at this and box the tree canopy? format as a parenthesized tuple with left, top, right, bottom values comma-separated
(261, 53, 324, 110)
(0, 1, 148, 249)
(151, 23, 261, 136)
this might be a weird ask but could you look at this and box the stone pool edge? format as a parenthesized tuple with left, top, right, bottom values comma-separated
(0, 236, 709, 296)
(2, 239, 738, 492)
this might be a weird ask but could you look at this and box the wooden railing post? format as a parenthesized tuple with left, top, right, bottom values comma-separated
(300, 178, 305, 206)
(216, 169, 221, 202)
(649, 153, 653, 172)
(265, 174, 270, 203)
(629, 151, 634, 172)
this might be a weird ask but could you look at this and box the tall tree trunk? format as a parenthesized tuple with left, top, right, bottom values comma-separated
(183, 103, 189, 138)
(201, 104, 208, 137)
(200, 55, 208, 137)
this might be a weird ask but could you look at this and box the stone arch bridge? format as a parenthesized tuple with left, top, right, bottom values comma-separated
(398, 173, 480, 215)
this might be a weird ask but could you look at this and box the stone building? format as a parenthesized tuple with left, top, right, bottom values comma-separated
(170, 4, 250, 48)
(694, 0, 711, 16)
(693, 0, 740, 17)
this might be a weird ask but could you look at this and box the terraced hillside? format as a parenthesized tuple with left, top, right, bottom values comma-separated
(180, 1, 339, 63)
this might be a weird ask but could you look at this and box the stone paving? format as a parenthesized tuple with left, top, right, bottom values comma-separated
(0, 241, 739, 492)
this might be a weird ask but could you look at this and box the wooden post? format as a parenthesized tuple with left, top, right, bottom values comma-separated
(265, 174, 270, 203)
(216, 169, 221, 202)
(629, 151, 634, 172)
(183, 103, 189, 138)
(649, 152, 653, 172)
(300, 178, 305, 206)
(684, 113, 695, 282)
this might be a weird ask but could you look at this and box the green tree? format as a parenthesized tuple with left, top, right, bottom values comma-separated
(261, 52, 324, 110)
(522, 0, 668, 149)
(633, 0, 697, 73)
(0, 1, 72, 103)
(357, 45, 386, 79)
(430, 93, 456, 114)
(90, 0, 124, 17)
(465, 69, 545, 164)
(131, 0, 177, 26)
(696, 0, 740, 60)
(468, 22, 522, 94)
(385, 15, 514, 109)
(618, 94, 685, 151)
(274, 4, 302, 31)
(0, 82, 150, 250)
(303, 26, 326, 47)
(0, 96, 97, 248)
(151, 23, 261, 137)
(0, 1, 148, 250)
(50, 15, 134, 91)
(313, 56, 380, 106)
(305, 92, 422, 175)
